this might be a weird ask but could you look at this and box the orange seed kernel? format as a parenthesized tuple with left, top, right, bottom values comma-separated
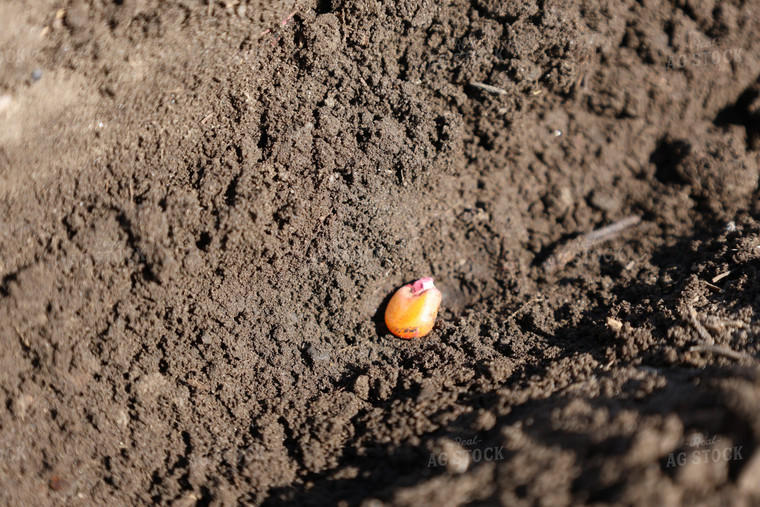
(384, 277, 442, 339)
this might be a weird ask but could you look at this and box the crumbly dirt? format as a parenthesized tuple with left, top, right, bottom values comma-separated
(1, 0, 760, 505)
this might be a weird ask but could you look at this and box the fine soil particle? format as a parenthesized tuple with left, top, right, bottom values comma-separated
(1, 0, 760, 505)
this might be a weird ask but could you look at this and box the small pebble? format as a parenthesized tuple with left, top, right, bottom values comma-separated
(31, 69, 43, 82)
(49, 475, 69, 492)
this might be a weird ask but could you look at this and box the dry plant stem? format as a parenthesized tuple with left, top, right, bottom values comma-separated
(689, 345, 753, 362)
(469, 82, 509, 95)
(582, 215, 642, 242)
(543, 215, 642, 273)
(507, 295, 543, 322)
(702, 315, 749, 332)
(686, 306, 752, 362)
(688, 306, 714, 345)
(712, 271, 731, 283)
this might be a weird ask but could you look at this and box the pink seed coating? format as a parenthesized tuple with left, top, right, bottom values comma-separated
(411, 277, 435, 295)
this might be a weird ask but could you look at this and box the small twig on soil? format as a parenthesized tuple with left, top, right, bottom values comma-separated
(258, 8, 300, 45)
(689, 345, 753, 362)
(580, 215, 642, 242)
(469, 82, 508, 96)
(687, 305, 714, 345)
(684, 306, 753, 362)
(712, 271, 732, 283)
(506, 295, 543, 322)
(542, 215, 642, 274)
(702, 314, 749, 333)
(280, 9, 299, 27)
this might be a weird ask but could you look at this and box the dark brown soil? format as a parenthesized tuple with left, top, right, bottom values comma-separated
(2, 0, 760, 505)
